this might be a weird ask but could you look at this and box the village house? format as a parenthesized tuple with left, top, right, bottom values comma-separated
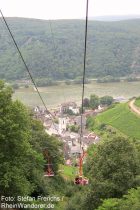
(82, 132, 100, 146)
(74, 116, 86, 126)
(70, 145, 82, 156)
(33, 106, 49, 122)
(33, 103, 100, 163)
(34, 106, 46, 114)
(58, 116, 69, 134)
(45, 123, 59, 136)
(60, 101, 79, 114)
(45, 116, 69, 136)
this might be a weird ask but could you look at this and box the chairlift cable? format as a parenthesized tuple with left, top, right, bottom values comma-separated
(80, 0, 89, 146)
(74, 0, 89, 186)
(0, 9, 60, 134)
(0, 10, 48, 112)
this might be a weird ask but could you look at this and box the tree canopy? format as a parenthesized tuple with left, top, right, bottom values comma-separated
(97, 187, 140, 210)
(90, 94, 100, 109)
(100, 96, 114, 106)
(82, 136, 140, 209)
(0, 80, 63, 197)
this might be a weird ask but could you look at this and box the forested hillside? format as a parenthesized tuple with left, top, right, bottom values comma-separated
(0, 18, 140, 80)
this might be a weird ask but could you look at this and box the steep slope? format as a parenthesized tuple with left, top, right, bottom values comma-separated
(96, 103, 140, 139)
(1, 18, 140, 80)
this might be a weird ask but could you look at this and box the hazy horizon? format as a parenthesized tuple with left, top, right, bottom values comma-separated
(1, 14, 140, 22)
(1, 0, 140, 20)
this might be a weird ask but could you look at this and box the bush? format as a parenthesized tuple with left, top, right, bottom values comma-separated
(99, 123, 106, 130)
(100, 96, 114, 106)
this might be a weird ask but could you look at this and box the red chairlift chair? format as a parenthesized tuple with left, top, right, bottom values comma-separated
(74, 148, 89, 185)
(43, 149, 54, 177)
(44, 163, 54, 177)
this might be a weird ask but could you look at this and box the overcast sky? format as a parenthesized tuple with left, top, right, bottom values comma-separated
(1, 0, 140, 20)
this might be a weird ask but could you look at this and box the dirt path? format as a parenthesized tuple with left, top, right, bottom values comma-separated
(129, 99, 140, 116)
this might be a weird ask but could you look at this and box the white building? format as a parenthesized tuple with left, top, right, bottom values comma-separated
(58, 117, 68, 134)
(69, 106, 79, 114)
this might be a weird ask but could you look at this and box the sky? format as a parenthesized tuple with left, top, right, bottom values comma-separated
(0, 0, 140, 20)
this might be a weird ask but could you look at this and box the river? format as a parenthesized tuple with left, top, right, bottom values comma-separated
(13, 81, 140, 108)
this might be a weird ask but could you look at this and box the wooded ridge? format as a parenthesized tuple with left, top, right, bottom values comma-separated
(0, 18, 140, 80)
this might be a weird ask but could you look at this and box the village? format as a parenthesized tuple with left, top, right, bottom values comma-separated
(33, 101, 104, 166)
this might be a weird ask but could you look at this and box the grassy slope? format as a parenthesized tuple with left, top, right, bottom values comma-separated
(135, 98, 140, 108)
(60, 165, 77, 180)
(96, 103, 140, 139)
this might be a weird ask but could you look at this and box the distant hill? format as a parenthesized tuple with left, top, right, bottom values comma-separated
(0, 18, 140, 80)
(90, 15, 140, 21)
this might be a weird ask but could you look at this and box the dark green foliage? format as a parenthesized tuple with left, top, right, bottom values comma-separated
(90, 94, 100, 109)
(0, 80, 63, 197)
(99, 123, 107, 130)
(69, 125, 79, 133)
(100, 96, 114, 106)
(1, 18, 140, 80)
(65, 185, 86, 210)
(82, 136, 140, 210)
(65, 192, 84, 210)
(97, 187, 140, 210)
(86, 116, 95, 128)
(0, 81, 34, 196)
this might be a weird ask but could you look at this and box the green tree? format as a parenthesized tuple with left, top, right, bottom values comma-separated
(83, 136, 140, 210)
(100, 96, 114, 106)
(0, 81, 63, 197)
(97, 187, 140, 210)
(86, 116, 95, 129)
(120, 187, 140, 210)
(0, 81, 37, 196)
(96, 198, 120, 210)
(69, 125, 79, 133)
(90, 94, 100, 109)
